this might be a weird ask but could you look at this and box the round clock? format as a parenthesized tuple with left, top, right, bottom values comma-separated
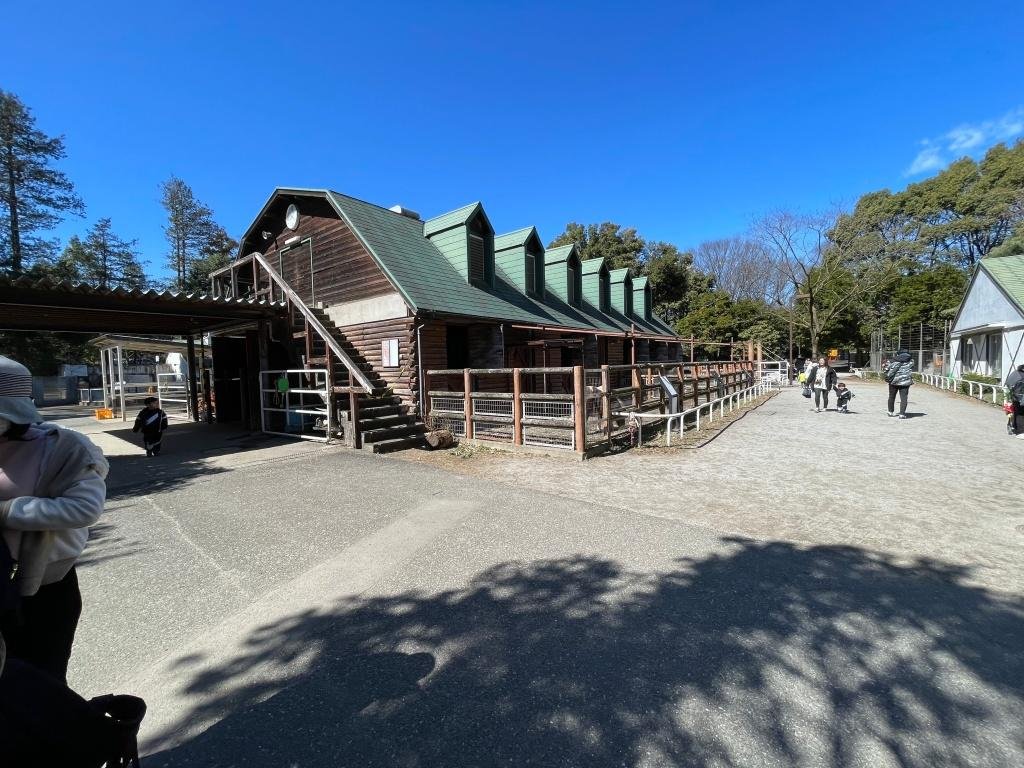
(285, 204, 300, 231)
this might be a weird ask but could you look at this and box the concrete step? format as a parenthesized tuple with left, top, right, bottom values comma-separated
(364, 433, 429, 454)
(361, 422, 425, 443)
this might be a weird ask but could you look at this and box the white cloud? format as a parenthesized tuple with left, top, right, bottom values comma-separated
(906, 143, 946, 175)
(905, 107, 1024, 176)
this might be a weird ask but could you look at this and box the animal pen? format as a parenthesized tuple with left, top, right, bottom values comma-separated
(425, 360, 767, 456)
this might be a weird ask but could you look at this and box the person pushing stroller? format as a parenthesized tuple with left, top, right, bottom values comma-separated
(132, 397, 168, 457)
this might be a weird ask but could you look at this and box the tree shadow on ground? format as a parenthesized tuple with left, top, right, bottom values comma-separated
(146, 539, 1024, 768)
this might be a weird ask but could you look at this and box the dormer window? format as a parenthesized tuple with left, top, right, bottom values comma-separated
(468, 232, 486, 284)
(567, 254, 582, 307)
(525, 242, 544, 298)
(600, 272, 610, 312)
(424, 201, 495, 289)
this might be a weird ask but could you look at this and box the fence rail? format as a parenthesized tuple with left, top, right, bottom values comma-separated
(913, 372, 1007, 404)
(425, 360, 766, 454)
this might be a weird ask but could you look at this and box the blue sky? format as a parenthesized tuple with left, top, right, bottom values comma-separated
(3, 1, 1023, 280)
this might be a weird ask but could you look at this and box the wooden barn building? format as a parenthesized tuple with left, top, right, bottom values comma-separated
(208, 188, 692, 451)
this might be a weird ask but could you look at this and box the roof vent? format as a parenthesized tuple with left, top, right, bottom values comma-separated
(389, 205, 421, 220)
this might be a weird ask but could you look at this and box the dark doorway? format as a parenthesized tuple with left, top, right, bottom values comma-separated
(446, 325, 469, 369)
(212, 336, 247, 423)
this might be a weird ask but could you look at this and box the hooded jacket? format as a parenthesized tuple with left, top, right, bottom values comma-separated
(883, 353, 915, 387)
(0, 423, 108, 595)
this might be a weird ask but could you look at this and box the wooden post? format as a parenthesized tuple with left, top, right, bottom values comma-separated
(573, 365, 585, 454)
(689, 336, 695, 362)
(601, 364, 611, 442)
(186, 336, 200, 423)
(349, 390, 361, 449)
(464, 368, 474, 439)
(252, 258, 259, 297)
(631, 364, 641, 408)
(512, 367, 523, 446)
(304, 323, 314, 365)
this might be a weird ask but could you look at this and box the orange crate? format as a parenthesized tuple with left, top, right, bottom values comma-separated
(94, 408, 114, 420)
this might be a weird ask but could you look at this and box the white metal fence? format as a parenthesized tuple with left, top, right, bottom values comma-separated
(260, 369, 332, 442)
(913, 372, 1007, 404)
(615, 380, 772, 446)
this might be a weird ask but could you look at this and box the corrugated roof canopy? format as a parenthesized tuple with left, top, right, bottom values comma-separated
(0, 277, 285, 335)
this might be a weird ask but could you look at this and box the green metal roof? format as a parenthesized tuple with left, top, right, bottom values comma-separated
(494, 226, 536, 252)
(544, 244, 575, 265)
(252, 189, 679, 338)
(632, 276, 649, 289)
(422, 202, 482, 236)
(980, 253, 1024, 315)
(581, 257, 606, 275)
(609, 267, 632, 284)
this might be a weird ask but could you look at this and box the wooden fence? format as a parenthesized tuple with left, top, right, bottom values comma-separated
(425, 360, 757, 454)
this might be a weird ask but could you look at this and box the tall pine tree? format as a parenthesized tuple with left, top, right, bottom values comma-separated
(0, 90, 84, 274)
(161, 175, 220, 291)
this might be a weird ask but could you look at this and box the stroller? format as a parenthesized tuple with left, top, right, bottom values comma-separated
(0, 636, 146, 767)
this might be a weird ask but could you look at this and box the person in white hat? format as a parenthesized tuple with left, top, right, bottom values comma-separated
(0, 355, 108, 683)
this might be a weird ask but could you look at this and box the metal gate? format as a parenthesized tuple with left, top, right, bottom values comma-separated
(259, 369, 332, 442)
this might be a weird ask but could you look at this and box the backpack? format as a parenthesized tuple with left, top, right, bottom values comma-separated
(1012, 379, 1024, 406)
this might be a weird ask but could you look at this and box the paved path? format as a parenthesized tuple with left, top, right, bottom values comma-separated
(61, 382, 1024, 767)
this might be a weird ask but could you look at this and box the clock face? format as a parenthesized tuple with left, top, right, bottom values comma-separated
(285, 204, 299, 231)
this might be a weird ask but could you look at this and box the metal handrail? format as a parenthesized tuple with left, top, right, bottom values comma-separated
(912, 372, 1007, 404)
(249, 252, 374, 392)
(613, 380, 770, 446)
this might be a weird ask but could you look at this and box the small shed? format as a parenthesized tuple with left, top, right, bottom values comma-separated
(950, 253, 1024, 383)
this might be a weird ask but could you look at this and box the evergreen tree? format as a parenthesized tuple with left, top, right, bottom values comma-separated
(0, 90, 84, 274)
(161, 175, 219, 291)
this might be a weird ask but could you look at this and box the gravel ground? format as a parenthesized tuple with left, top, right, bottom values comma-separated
(50, 382, 1024, 767)
(402, 376, 1024, 594)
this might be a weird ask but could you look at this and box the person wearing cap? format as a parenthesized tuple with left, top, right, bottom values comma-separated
(0, 355, 108, 683)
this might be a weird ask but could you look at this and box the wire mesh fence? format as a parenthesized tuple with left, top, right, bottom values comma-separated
(870, 321, 951, 375)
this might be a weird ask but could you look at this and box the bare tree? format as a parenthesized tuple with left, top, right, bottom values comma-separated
(694, 237, 787, 303)
(753, 210, 896, 358)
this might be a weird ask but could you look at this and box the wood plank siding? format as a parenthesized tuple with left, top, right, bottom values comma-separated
(337, 315, 418, 405)
(247, 196, 395, 307)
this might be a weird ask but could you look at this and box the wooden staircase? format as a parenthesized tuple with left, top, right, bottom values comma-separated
(251, 252, 427, 453)
(301, 307, 428, 453)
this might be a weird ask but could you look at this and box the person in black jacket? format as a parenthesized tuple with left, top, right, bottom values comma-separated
(807, 356, 838, 412)
(132, 397, 168, 457)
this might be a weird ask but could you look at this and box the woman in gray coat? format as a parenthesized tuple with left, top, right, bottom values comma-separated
(0, 355, 108, 683)
(883, 349, 915, 419)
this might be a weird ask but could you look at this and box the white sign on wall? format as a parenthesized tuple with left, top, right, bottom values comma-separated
(381, 338, 399, 368)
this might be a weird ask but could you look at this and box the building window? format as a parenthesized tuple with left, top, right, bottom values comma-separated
(468, 234, 486, 285)
(624, 286, 633, 317)
(567, 256, 582, 307)
(525, 251, 536, 295)
(600, 273, 610, 312)
(987, 333, 1002, 377)
(381, 338, 400, 368)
